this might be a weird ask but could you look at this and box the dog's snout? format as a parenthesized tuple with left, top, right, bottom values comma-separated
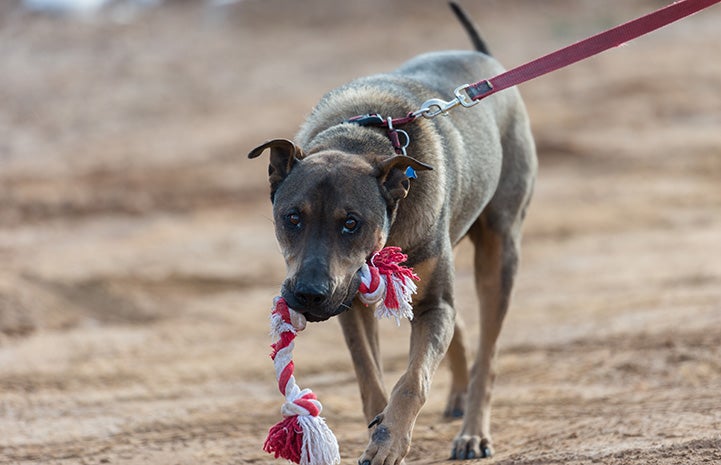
(293, 282, 329, 307)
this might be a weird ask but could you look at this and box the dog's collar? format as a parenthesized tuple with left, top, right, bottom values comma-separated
(345, 113, 414, 157)
(344, 113, 418, 179)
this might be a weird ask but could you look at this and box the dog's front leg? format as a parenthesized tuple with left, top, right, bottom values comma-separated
(339, 299, 388, 423)
(359, 285, 455, 465)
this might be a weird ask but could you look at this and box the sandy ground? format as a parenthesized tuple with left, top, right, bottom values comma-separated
(1, 1, 721, 464)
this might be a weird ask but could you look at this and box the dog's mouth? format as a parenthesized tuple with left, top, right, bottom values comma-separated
(281, 292, 355, 322)
(281, 273, 361, 322)
(299, 303, 350, 322)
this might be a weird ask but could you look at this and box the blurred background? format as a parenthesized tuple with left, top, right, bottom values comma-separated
(1, 1, 720, 464)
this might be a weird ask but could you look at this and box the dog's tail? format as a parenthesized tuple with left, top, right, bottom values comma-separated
(449, 2, 491, 56)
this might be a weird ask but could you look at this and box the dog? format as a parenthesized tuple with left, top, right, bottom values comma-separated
(248, 3, 536, 463)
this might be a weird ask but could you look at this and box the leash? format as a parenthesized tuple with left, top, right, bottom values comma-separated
(347, 0, 721, 153)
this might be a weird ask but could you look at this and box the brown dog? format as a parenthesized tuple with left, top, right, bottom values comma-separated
(249, 3, 536, 463)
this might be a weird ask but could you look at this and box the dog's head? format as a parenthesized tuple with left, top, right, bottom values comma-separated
(248, 138, 431, 322)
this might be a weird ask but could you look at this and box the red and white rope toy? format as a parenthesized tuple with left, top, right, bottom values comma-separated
(358, 247, 419, 325)
(264, 246, 419, 465)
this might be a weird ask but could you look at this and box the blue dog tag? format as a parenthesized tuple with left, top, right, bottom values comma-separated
(405, 166, 417, 179)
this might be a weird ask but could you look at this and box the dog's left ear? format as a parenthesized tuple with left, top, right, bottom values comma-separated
(248, 138, 305, 202)
(376, 155, 433, 203)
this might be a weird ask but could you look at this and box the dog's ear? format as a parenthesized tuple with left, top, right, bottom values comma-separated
(248, 138, 305, 202)
(376, 155, 433, 203)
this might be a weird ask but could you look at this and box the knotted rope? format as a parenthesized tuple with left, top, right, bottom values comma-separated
(358, 246, 418, 324)
(264, 297, 338, 465)
(264, 246, 419, 465)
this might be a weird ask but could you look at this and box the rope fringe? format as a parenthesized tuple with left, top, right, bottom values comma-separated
(358, 247, 419, 325)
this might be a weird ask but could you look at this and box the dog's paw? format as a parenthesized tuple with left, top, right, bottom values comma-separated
(443, 390, 466, 419)
(450, 435, 493, 460)
(359, 423, 410, 465)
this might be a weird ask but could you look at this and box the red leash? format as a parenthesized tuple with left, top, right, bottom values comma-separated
(462, 0, 721, 103)
(348, 0, 721, 141)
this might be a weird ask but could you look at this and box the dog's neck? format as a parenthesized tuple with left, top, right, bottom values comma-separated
(302, 123, 397, 160)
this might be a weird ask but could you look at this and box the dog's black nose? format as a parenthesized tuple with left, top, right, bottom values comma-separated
(293, 283, 329, 308)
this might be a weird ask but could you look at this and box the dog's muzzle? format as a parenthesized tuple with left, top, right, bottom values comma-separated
(281, 272, 361, 322)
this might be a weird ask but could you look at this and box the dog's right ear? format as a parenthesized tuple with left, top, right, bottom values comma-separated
(248, 138, 304, 202)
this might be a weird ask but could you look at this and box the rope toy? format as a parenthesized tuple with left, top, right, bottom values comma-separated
(358, 246, 419, 325)
(264, 246, 419, 465)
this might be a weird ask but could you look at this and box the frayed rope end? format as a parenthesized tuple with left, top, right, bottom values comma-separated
(264, 414, 340, 465)
(264, 416, 303, 464)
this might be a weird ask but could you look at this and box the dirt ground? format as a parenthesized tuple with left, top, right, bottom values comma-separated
(1, 1, 720, 464)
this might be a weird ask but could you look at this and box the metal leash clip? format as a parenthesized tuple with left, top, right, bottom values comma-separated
(411, 83, 483, 119)
(454, 82, 486, 107)
(411, 96, 460, 119)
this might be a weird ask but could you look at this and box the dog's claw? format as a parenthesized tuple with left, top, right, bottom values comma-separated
(359, 461, 371, 465)
(450, 437, 493, 460)
(368, 413, 384, 429)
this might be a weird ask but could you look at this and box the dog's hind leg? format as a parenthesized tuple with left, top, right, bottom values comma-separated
(451, 91, 536, 461)
(451, 214, 522, 460)
(444, 316, 469, 419)
(339, 299, 388, 423)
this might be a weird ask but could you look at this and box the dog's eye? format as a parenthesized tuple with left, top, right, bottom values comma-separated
(342, 216, 360, 234)
(286, 212, 301, 229)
